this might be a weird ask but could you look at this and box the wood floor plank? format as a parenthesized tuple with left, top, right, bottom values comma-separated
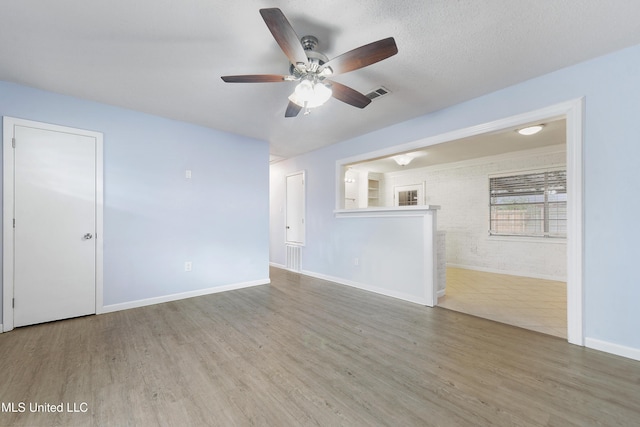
(1, 266, 639, 426)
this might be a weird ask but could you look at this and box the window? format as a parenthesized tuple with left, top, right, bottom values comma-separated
(489, 170, 566, 237)
(394, 183, 424, 207)
(398, 190, 418, 206)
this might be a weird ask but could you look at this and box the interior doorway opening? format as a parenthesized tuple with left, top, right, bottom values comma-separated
(334, 99, 583, 345)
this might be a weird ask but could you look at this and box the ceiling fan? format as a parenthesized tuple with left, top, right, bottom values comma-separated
(221, 8, 398, 117)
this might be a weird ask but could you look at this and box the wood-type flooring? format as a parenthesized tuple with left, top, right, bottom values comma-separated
(1, 267, 639, 426)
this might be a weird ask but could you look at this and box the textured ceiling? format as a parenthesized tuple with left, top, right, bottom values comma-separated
(2, 1, 640, 158)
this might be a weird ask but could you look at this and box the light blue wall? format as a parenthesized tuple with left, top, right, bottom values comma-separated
(271, 43, 640, 352)
(1, 81, 270, 315)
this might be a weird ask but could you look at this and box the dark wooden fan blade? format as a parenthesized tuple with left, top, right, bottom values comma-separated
(221, 75, 288, 83)
(260, 8, 309, 68)
(285, 101, 302, 117)
(329, 81, 371, 109)
(322, 37, 398, 75)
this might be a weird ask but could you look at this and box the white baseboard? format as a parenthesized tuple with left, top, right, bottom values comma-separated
(99, 278, 270, 314)
(0, 324, 3, 333)
(271, 261, 305, 273)
(300, 269, 429, 306)
(447, 263, 566, 282)
(585, 338, 640, 362)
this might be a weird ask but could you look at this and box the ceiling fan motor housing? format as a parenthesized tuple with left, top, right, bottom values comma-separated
(290, 35, 330, 77)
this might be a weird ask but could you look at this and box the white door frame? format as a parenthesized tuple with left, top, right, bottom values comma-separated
(2, 117, 104, 332)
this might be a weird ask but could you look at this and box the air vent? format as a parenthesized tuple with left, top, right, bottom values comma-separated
(366, 86, 391, 100)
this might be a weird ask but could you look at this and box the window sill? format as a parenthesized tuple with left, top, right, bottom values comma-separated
(488, 235, 566, 244)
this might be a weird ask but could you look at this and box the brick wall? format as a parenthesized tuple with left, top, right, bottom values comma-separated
(381, 146, 567, 280)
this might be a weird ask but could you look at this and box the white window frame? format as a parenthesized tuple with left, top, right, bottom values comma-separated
(394, 183, 425, 206)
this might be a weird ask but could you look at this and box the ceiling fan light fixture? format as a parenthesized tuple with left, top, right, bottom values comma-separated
(313, 82, 332, 104)
(289, 80, 332, 109)
(517, 124, 544, 136)
(294, 79, 314, 99)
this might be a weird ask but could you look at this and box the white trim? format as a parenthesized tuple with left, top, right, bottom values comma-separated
(95, 125, 105, 315)
(269, 261, 287, 269)
(300, 270, 430, 306)
(336, 160, 346, 210)
(334, 205, 440, 218)
(101, 279, 270, 313)
(424, 210, 438, 306)
(585, 338, 640, 362)
(564, 99, 584, 346)
(335, 97, 585, 346)
(2, 117, 104, 332)
(2, 119, 11, 332)
(447, 264, 566, 282)
(487, 235, 566, 245)
(0, 324, 3, 333)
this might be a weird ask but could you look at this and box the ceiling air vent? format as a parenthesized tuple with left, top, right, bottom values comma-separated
(365, 86, 391, 101)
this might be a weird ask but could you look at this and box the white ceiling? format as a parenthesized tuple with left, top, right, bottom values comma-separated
(2, 1, 640, 159)
(349, 118, 566, 173)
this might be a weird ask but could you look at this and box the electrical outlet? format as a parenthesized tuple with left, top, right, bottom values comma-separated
(184, 261, 192, 272)
(354, 257, 359, 266)
(185, 170, 192, 179)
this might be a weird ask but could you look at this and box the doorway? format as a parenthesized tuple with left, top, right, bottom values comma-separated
(284, 170, 305, 272)
(433, 121, 568, 338)
(285, 171, 305, 245)
(335, 98, 584, 345)
(3, 117, 104, 331)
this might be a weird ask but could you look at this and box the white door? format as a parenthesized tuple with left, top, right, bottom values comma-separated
(285, 171, 305, 244)
(11, 122, 97, 327)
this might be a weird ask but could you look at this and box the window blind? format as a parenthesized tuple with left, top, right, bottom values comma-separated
(489, 170, 566, 237)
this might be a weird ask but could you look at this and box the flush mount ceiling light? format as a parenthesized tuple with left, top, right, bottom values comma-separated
(517, 124, 544, 136)
(393, 154, 413, 166)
